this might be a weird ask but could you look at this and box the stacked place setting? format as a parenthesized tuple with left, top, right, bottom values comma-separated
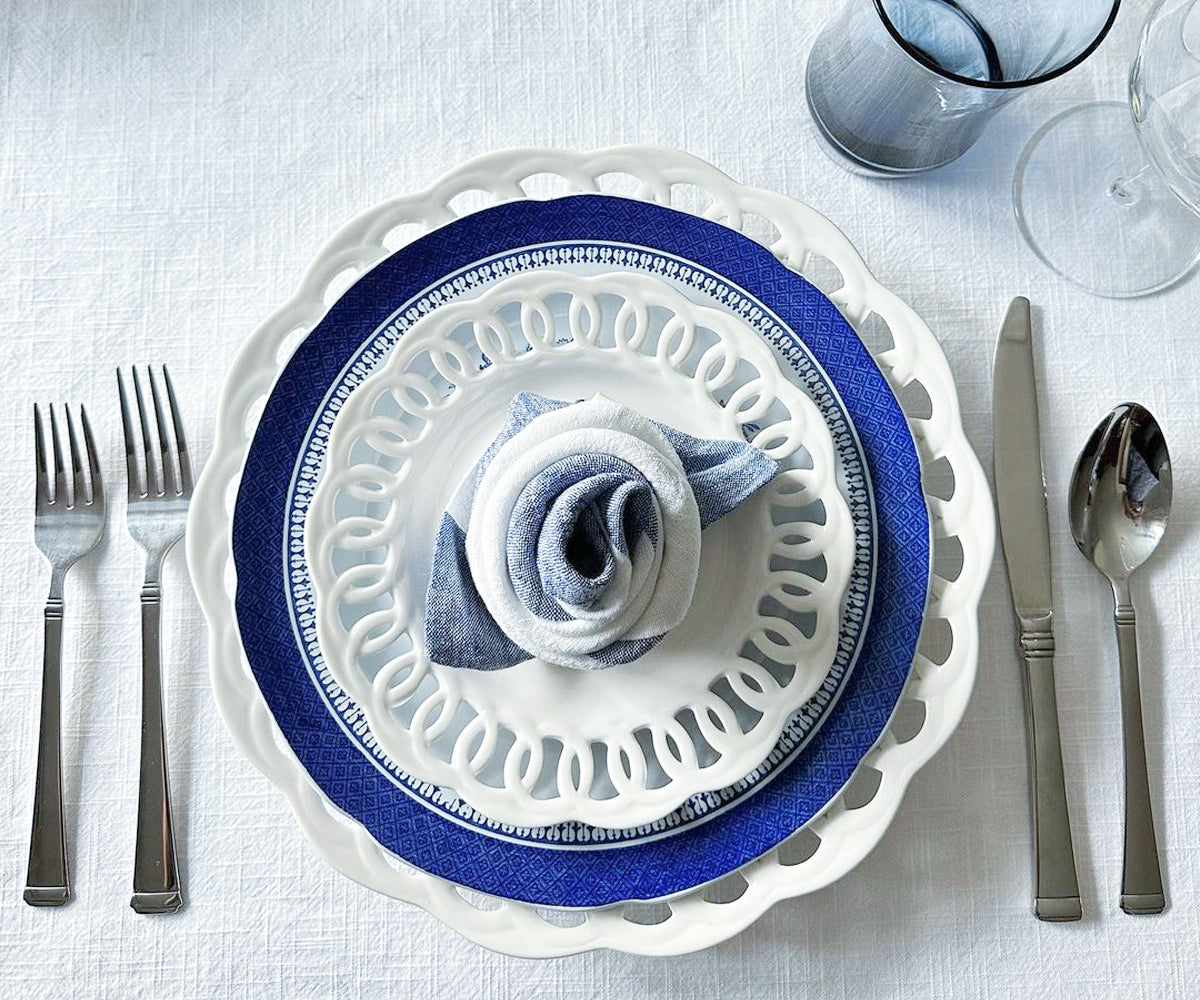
(187, 147, 993, 956)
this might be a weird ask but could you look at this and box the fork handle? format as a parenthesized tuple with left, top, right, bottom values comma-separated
(131, 586, 183, 914)
(1114, 598, 1166, 914)
(24, 599, 70, 907)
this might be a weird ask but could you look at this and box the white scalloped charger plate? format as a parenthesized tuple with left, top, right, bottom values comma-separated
(187, 147, 993, 956)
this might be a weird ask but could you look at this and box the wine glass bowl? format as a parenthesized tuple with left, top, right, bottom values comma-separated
(1131, 0, 1200, 216)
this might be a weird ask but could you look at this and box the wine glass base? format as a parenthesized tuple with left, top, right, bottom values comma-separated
(1014, 101, 1200, 298)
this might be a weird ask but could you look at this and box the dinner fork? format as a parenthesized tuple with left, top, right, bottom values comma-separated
(25, 404, 105, 907)
(119, 366, 191, 915)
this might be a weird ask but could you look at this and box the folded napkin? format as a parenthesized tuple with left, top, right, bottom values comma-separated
(424, 393, 779, 671)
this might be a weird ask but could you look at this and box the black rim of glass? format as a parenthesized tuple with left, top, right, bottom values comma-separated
(871, 0, 1122, 90)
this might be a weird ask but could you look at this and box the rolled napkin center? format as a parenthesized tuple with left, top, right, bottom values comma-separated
(518, 457, 656, 609)
(424, 393, 780, 671)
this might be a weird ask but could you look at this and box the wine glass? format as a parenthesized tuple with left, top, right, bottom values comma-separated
(805, 0, 1121, 175)
(1015, 0, 1200, 297)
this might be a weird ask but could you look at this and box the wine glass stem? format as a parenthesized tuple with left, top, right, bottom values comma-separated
(1108, 162, 1155, 205)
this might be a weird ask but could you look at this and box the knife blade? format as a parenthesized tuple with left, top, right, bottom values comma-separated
(993, 296, 1082, 922)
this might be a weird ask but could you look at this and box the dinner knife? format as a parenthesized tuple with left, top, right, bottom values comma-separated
(993, 296, 1082, 922)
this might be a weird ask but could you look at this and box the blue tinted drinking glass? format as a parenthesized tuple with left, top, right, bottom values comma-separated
(806, 0, 1121, 175)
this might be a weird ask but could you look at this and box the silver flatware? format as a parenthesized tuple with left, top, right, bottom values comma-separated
(992, 296, 1082, 922)
(25, 404, 105, 907)
(1069, 403, 1169, 915)
(119, 366, 192, 915)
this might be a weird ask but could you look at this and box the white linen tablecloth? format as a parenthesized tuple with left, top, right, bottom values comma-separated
(2, 1, 1197, 996)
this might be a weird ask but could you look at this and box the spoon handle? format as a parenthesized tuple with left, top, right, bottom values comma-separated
(1113, 596, 1166, 914)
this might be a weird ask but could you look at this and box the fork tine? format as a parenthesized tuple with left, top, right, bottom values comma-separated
(80, 404, 103, 505)
(48, 405, 67, 505)
(65, 405, 86, 507)
(162, 366, 192, 494)
(147, 367, 177, 495)
(131, 367, 158, 495)
(118, 369, 142, 497)
(34, 404, 50, 509)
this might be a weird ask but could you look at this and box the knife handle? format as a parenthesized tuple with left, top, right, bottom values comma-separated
(1018, 617, 1082, 921)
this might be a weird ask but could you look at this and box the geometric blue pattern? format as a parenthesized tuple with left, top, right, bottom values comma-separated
(232, 195, 930, 906)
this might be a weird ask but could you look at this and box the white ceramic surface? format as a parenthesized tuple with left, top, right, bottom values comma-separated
(186, 145, 993, 956)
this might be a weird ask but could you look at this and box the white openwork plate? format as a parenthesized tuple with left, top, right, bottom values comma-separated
(306, 268, 856, 829)
(187, 146, 994, 956)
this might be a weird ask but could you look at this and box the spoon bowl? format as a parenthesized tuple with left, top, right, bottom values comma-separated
(1069, 403, 1172, 587)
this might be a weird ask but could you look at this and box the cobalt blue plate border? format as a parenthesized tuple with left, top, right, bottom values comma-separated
(232, 195, 929, 906)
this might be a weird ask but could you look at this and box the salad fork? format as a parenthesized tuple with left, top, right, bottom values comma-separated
(25, 404, 105, 907)
(119, 366, 191, 915)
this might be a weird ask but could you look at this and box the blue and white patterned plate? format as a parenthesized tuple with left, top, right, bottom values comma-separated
(231, 195, 929, 906)
(302, 263, 868, 832)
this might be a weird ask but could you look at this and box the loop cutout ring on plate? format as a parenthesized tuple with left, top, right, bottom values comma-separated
(308, 270, 854, 829)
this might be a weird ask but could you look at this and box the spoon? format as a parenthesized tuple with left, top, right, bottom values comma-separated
(1068, 402, 1170, 915)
